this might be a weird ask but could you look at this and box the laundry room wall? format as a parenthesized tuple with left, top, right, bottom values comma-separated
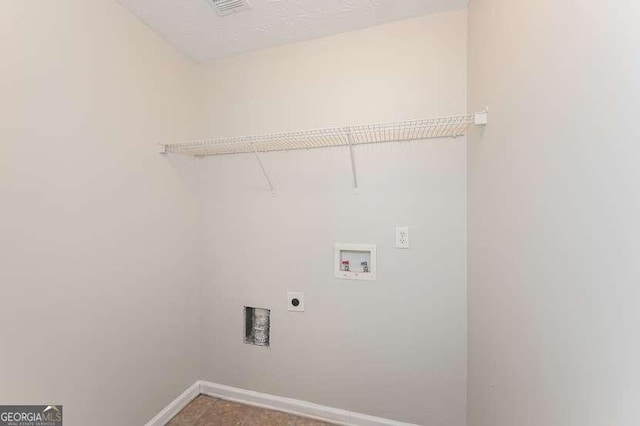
(198, 10, 468, 425)
(467, 1, 640, 425)
(0, 1, 205, 425)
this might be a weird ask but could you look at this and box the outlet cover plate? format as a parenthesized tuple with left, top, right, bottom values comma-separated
(396, 226, 410, 249)
(287, 292, 304, 312)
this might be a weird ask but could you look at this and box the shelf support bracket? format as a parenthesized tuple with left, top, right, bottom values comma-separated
(474, 108, 488, 126)
(346, 129, 358, 193)
(251, 143, 276, 196)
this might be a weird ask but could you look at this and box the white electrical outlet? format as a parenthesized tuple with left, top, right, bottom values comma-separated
(396, 226, 410, 249)
(287, 292, 304, 312)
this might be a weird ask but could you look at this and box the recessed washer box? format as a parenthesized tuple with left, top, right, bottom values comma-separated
(334, 243, 376, 281)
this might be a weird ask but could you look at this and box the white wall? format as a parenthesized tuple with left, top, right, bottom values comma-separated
(468, 1, 640, 425)
(0, 1, 204, 425)
(199, 10, 468, 425)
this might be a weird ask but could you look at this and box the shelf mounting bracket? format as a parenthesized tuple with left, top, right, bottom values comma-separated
(474, 108, 488, 126)
(346, 129, 358, 193)
(251, 143, 275, 196)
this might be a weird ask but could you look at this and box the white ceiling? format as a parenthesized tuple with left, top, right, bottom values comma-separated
(117, 0, 468, 63)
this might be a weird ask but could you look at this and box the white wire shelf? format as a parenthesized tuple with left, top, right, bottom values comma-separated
(159, 111, 487, 194)
(160, 113, 478, 157)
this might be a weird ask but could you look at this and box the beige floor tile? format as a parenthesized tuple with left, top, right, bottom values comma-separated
(241, 407, 297, 426)
(194, 399, 252, 426)
(293, 417, 336, 426)
(168, 396, 217, 425)
(169, 395, 337, 426)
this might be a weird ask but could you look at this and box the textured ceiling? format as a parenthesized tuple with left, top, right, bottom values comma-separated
(117, 0, 468, 63)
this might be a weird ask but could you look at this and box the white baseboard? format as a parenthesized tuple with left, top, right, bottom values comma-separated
(199, 381, 420, 426)
(145, 380, 420, 426)
(144, 381, 200, 426)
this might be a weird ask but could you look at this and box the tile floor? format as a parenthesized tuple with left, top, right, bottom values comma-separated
(167, 395, 336, 426)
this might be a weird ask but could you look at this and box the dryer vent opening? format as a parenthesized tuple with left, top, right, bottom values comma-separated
(244, 306, 270, 347)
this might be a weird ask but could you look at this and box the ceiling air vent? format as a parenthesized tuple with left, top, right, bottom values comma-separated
(206, 0, 251, 16)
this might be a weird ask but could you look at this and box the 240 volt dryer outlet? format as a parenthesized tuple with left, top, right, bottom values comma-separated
(287, 292, 304, 312)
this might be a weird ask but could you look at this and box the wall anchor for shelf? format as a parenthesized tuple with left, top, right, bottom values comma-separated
(251, 143, 275, 196)
(346, 129, 358, 193)
(474, 108, 488, 126)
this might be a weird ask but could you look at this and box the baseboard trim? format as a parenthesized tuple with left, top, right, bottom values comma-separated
(145, 380, 419, 426)
(199, 381, 420, 426)
(144, 381, 201, 426)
